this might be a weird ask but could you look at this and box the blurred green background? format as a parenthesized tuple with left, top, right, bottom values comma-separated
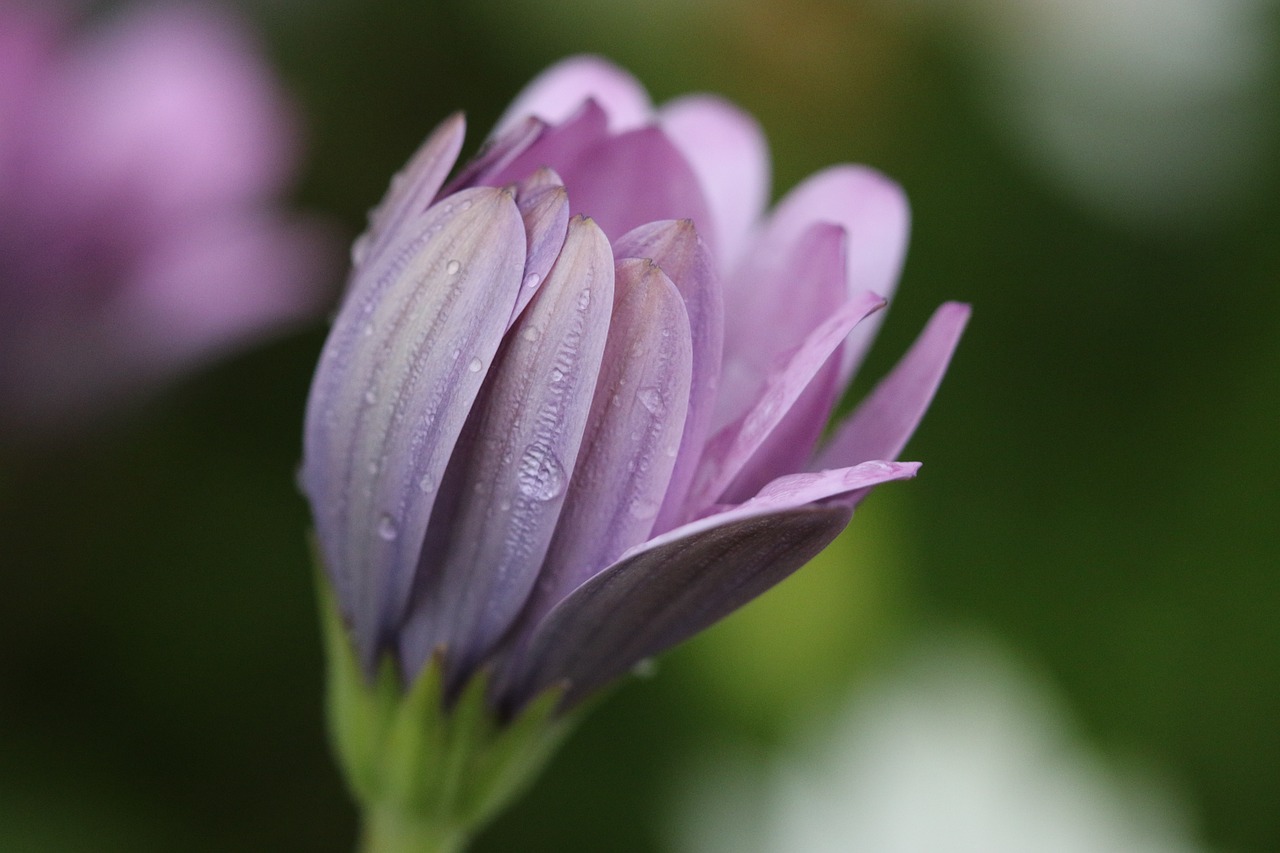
(3, 0, 1278, 850)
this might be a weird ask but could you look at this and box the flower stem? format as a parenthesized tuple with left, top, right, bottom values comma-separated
(359, 807, 468, 853)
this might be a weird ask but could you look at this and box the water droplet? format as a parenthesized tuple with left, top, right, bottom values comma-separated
(637, 387, 664, 415)
(363, 389, 377, 405)
(549, 367, 565, 383)
(418, 474, 436, 493)
(362, 323, 374, 337)
(522, 326, 540, 342)
(577, 289, 591, 309)
(460, 198, 473, 211)
(523, 272, 541, 288)
(468, 357, 484, 373)
(628, 496, 659, 520)
(452, 348, 461, 361)
(517, 445, 566, 501)
(367, 460, 380, 476)
(445, 259, 462, 275)
(377, 514, 398, 541)
(499, 499, 512, 512)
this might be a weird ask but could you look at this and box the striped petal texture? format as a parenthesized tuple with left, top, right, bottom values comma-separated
(301, 56, 970, 713)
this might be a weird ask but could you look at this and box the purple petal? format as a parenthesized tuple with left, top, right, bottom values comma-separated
(354, 113, 466, 271)
(302, 187, 526, 671)
(815, 302, 971, 473)
(613, 220, 723, 533)
(498, 459, 919, 708)
(509, 168, 570, 327)
(658, 95, 770, 273)
(714, 222, 849, 436)
(689, 288, 886, 513)
(734, 165, 910, 385)
(397, 216, 615, 683)
(494, 55, 652, 135)
(513, 257, 693, 640)
(444, 113, 545, 196)
(478, 99, 610, 190)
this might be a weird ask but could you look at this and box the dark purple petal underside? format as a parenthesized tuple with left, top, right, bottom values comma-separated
(498, 459, 919, 709)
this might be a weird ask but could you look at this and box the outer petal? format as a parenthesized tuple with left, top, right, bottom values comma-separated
(724, 166, 910, 395)
(658, 94, 770, 273)
(514, 258, 692, 637)
(302, 187, 526, 670)
(689, 289, 886, 512)
(494, 55, 652, 135)
(510, 168, 570, 326)
(613, 220, 722, 533)
(815, 302, 971, 472)
(398, 216, 615, 683)
(353, 113, 466, 271)
(498, 459, 920, 709)
(478, 99, 610, 190)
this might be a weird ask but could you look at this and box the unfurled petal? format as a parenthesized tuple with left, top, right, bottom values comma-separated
(355, 113, 465, 271)
(710, 223, 847, 505)
(397, 217, 615, 682)
(738, 166, 910, 384)
(303, 187, 526, 669)
(659, 95, 770, 272)
(690, 289, 886, 511)
(514, 258, 692, 639)
(816, 302, 971, 472)
(479, 99, 610, 190)
(613, 220, 722, 533)
(551, 127, 715, 249)
(499, 460, 918, 709)
(714, 222, 849, 435)
(494, 54, 652, 135)
(510, 168, 570, 326)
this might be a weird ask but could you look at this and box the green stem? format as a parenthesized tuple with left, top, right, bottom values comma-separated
(359, 807, 469, 853)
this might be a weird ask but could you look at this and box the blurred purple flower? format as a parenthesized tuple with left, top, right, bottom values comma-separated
(302, 56, 968, 712)
(0, 1, 330, 430)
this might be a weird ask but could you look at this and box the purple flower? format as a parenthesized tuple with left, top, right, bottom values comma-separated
(303, 56, 968, 712)
(0, 1, 330, 430)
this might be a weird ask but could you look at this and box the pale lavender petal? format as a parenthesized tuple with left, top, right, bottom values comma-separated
(658, 95, 770, 273)
(354, 113, 465, 271)
(714, 222, 848, 435)
(510, 168, 570, 327)
(397, 217, 615, 682)
(613, 220, 723, 533)
(689, 287, 886, 513)
(494, 55, 652, 135)
(513, 257, 692, 640)
(815, 302, 971, 472)
(554, 126, 716, 251)
(732, 165, 910, 385)
(499, 460, 919, 708)
(302, 187, 526, 670)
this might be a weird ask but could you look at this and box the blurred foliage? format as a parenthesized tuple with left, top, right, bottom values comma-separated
(2, 0, 1278, 851)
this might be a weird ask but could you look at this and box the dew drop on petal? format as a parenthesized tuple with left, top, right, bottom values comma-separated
(577, 289, 591, 309)
(628, 496, 660, 520)
(446, 259, 462, 275)
(524, 272, 541, 288)
(363, 389, 377, 405)
(468, 357, 484, 373)
(517, 445, 566, 500)
(377, 514, 398, 541)
(637, 387, 664, 415)
(418, 474, 436, 493)
(522, 326, 540, 342)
